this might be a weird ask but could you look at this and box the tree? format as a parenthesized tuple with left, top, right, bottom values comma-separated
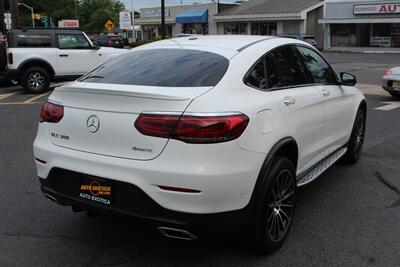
(17, 0, 78, 28)
(79, 0, 124, 34)
(15, 0, 124, 33)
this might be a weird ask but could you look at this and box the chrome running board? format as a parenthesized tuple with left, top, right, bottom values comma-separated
(297, 147, 347, 187)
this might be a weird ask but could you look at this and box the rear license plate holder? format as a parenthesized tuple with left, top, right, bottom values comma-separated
(79, 177, 113, 206)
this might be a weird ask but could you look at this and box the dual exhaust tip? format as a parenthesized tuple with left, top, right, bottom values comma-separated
(44, 193, 198, 241)
(157, 226, 198, 241)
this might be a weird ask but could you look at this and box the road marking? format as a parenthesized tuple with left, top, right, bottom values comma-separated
(23, 92, 51, 104)
(375, 101, 400, 111)
(0, 101, 44, 105)
(0, 91, 20, 100)
(52, 81, 69, 87)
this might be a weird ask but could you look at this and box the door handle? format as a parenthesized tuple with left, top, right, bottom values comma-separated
(59, 54, 69, 57)
(321, 89, 331, 96)
(283, 96, 296, 106)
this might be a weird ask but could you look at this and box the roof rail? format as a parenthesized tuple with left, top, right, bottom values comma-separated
(237, 37, 275, 52)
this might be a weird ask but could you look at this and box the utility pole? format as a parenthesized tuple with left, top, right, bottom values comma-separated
(0, 0, 5, 32)
(161, 0, 165, 39)
(10, 0, 19, 29)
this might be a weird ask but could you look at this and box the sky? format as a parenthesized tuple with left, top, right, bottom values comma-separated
(120, 0, 236, 10)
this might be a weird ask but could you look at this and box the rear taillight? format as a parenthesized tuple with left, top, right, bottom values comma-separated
(40, 102, 64, 123)
(7, 52, 13, 64)
(107, 39, 112, 45)
(384, 70, 392, 77)
(135, 112, 249, 144)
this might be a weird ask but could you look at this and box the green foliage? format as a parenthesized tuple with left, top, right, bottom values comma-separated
(79, 0, 125, 34)
(16, 0, 124, 33)
(18, 0, 79, 27)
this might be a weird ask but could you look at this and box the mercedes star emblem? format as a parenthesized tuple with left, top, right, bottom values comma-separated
(86, 115, 100, 133)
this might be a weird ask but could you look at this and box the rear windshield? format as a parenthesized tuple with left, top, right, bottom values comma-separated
(79, 48, 229, 87)
(110, 36, 122, 41)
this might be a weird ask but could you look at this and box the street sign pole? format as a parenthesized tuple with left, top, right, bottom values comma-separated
(10, 0, 19, 29)
(161, 0, 165, 39)
(0, 0, 4, 32)
(131, 0, 135, 41)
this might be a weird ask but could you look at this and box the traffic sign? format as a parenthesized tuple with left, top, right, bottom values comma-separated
(4, 13, 12, 30)
(32, 13, 41, 20)
(104, 20, 114, 31)
(119, 11, 132, 30)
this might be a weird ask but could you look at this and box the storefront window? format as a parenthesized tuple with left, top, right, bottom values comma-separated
(251, 22, 277, 35)
(223, 23, 247, 35)
(142, 25, 172, 40)
(331, 23, 400, 48)
(182, 24, 208, 35)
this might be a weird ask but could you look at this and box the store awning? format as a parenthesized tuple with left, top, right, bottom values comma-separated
(176, 8, 208, 24)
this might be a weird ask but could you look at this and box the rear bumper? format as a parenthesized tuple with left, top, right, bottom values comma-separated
(39, 168, 251, 236)
(3, 69, 18, 80)
(34, 124, 265, 214)
(382, 77, 400, 93)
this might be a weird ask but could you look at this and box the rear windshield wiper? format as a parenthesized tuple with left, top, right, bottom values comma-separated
(80, 75, 104, 82)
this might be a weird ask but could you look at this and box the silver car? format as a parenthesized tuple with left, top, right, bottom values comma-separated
(383, 67, 400, 98)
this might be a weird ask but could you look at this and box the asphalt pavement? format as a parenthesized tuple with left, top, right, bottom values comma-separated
(0, 52, 400, 266)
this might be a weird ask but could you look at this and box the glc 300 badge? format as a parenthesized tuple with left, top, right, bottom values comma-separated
(87, 115, 100, 133)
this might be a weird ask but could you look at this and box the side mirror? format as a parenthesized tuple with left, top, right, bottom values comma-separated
(92, 42, 100, 50)
(340, 72, 357, 86)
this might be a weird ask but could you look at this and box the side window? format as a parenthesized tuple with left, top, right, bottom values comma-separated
(297, 46, 338, 84)
(265, 46, 308, 89)
(244, 59, 267, 89)
(17, 34, 52, 47)
(58, 34, 91, 49)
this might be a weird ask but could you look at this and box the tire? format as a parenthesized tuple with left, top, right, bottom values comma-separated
(245, 157, 296, 254)
(20, 66, 51, 93)
(341, 108, 366, 164)
(389, 91, 400, 98)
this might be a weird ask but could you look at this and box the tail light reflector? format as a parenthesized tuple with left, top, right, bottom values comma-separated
(135, 112, 249, 144)
(7, 52, 13, 64)
(40, 102, 64, 123)
(384, 70, 392, 77)
(158, 185, 201, 193)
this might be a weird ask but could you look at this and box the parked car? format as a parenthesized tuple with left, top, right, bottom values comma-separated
(280, 34, 318, 48)
(382, 67, 400, 98)
(93, 35, 124, 48)
(34, 36, 366, 253)
(4, 28, 126, 93)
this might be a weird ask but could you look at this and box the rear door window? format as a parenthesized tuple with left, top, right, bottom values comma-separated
(17, 33, 52, 47)
(265, 46, 309, 89)
(80, 49, 230, 87)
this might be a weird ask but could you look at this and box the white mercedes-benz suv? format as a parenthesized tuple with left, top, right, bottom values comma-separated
(33, 36, 366, 252)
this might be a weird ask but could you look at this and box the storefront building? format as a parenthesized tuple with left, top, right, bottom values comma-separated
(213, 0, 325, 49)
(320, 0, 400, 52)
(135, 3, 236, 40)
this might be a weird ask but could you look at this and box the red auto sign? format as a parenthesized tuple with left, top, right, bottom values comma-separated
(354, 3, 400, 14)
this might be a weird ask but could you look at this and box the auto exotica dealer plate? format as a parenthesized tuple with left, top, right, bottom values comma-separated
(393, 81, 400, 88)
(79, 177, 112, 205)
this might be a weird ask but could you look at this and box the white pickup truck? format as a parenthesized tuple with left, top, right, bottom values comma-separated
(3, 28, 126, 93)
